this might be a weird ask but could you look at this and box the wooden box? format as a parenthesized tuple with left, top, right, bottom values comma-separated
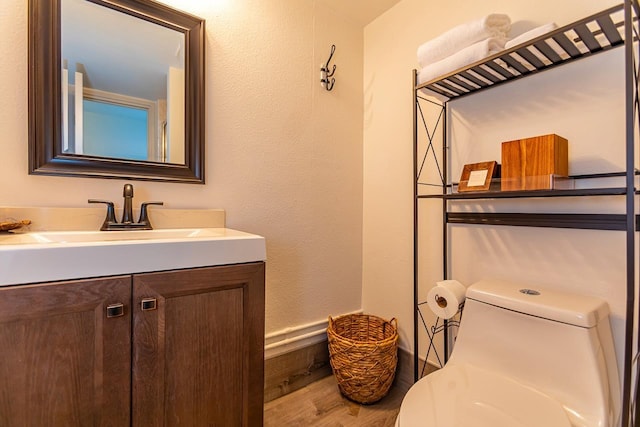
(501, 134, 568, 191)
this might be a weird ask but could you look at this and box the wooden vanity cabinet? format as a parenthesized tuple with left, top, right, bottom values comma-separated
(0, 262, 265, 426)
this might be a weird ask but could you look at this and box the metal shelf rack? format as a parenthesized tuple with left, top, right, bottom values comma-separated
(412, 2, 640, 426)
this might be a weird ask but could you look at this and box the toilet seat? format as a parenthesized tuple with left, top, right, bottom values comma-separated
(396, 364, 572, 427)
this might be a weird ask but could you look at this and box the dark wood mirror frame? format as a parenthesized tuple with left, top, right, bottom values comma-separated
(28, 0, 205, 183)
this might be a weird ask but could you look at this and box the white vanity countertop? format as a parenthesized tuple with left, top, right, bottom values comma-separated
(0, 228, 266, 286)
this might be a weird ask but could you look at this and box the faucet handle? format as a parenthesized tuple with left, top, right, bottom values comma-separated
(138, 201, 164, 229)
(88, 199, 117, 231)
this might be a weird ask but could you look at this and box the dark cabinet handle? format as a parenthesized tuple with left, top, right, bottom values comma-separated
(141, 298, 157, 311)
(106, 303, 124, 318)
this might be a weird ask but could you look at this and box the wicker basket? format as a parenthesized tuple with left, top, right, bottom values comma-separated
(327, 313, 398, 404)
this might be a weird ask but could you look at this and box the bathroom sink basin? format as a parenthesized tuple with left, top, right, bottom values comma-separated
(0, 227, 266, 286)
(0, 233, 43, 245)
(4, 228, 227, 244)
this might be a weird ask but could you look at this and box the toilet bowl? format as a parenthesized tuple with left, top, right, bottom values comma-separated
(396, 280, 620, 427)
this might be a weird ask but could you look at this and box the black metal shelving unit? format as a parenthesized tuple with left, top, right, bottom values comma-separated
(412, 2, 640, 426)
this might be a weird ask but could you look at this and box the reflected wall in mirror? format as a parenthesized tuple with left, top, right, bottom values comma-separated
(62, 0, 186, 164)
(29, 0, 205, 183)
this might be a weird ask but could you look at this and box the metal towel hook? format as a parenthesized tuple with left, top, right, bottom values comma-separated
(320, 44, 336, 91)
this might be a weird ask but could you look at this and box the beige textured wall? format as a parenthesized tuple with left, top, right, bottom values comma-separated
(363, 0, 626, 374)
(0, 0, 363, 338)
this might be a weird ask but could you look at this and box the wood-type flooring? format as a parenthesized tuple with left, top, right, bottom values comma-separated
(264, 374, 410, 427)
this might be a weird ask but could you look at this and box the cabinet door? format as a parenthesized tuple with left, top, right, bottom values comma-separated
(0, 276, 132, 426)
(132, 262, 265, 426)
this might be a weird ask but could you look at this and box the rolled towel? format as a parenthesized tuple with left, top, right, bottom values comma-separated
(417, 14, 511, 68)
(506, 22, 558, 49)
(417, 37, 506, 85)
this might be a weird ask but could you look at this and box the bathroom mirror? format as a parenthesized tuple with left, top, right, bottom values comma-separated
(28, 0, 205, 183)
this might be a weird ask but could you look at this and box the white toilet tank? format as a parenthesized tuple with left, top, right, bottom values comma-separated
(450, 280, 620, 427)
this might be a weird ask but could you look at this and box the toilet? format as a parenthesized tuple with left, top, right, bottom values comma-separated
(396, 280, 621, 427)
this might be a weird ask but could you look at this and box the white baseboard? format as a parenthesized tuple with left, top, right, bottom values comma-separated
(265, 313, 444, 367)
(264, 309, 363, 359)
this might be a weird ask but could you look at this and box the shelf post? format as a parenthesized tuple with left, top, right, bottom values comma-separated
(442, 101, 450, 362)
(622, 1, 638, 426)
(412, 69, 420, 383)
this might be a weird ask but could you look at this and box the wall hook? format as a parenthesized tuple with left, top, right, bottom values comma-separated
(320, 44, 336, 91)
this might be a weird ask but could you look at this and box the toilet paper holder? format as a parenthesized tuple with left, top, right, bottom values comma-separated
(417, 299, 465, 377)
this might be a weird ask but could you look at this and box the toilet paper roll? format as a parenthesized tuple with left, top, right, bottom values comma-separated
(426, 280, 466, 319)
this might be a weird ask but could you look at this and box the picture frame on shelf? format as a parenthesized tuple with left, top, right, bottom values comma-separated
(457, 161, 499, 192)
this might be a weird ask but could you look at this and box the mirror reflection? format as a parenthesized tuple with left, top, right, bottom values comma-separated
(61, 0, 186, 164)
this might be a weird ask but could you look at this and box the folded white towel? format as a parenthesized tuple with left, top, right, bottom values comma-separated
(417, 37, 506, 85)
(417, 14, 511, 68)
(506, 22, 558, 49)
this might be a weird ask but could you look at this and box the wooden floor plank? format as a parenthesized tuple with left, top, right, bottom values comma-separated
(264, 375, 410, 426)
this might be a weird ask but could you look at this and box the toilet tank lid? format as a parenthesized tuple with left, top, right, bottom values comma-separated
(466, 280, 609, 328)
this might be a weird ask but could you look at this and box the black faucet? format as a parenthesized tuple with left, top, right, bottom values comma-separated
(89, 184, 163, 231)
(121, 183, 135, 224)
